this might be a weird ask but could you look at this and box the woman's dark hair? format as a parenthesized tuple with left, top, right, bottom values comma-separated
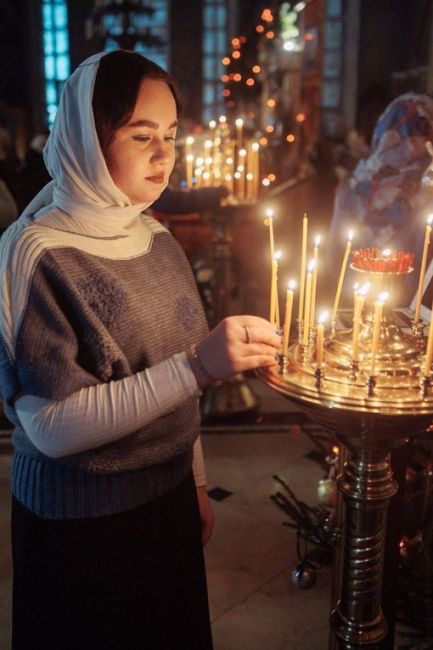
(92, 50, 182, 156)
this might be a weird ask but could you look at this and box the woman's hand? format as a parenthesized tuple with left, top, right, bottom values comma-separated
(196, 315, 281, 384)
(196, 485, 215, 546)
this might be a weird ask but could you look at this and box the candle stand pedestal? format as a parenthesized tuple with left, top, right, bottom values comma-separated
(258, 295, 433, 648)
(201, 204, 259, 419)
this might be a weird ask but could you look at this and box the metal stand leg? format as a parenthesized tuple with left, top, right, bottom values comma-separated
(331, 444, 399, 648)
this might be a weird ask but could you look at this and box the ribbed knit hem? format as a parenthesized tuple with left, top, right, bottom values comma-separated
(11, 449, 193, 520)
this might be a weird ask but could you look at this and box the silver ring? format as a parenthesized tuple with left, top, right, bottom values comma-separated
(244, 326, 251, 344)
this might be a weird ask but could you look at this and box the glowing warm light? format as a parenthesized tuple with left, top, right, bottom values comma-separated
(232, 51, 241, 59)
(296, 113, 306, 122)
(232, 37, 240, 48)
(222, 57, 230, 65)
(223, 89, 231, 97)
(286, 134, 295, 142)
(261, 8, 273, 22)
(295, 2, 306, 11)
(252, 142, 259, 152)
(262, 178, 271, 186)
(186, 136, 194, 145)
(378, 292, 389, 303)
(319, 310, 329, 324)
(305, 32, 314, 41)
(259, 136, 268, 146)
(382, 248, 391, 258)
(267, 99, 276, 108)
(315, 235, 321, 247)
(267, 173, 276, 182)
(266, 31, 275, 39)
(252, 65, 261, 73)
(256, 25, 265, 33)
(265, 125, 274, 133)
(208, 121, 216, 130)
(332, 445, 339, 455)
(219, 115, 227, 123)
(221, 74, 229, 83)
(348, 229, 354, 242)
(246, 78, 255, 86)
(233, 73, 242, 81)
(195, 157, 204, 166)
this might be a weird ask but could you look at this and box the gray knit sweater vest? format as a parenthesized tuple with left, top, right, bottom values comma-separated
(0, 212, 208, 519)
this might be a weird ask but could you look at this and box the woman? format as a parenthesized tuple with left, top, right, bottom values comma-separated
(0, 51, 280, 649)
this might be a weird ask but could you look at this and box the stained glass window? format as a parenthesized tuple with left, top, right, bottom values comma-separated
(202, 0, 228, 123)
(42, 0, 70, 127)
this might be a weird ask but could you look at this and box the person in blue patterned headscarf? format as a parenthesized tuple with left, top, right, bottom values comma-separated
(327, 93, 433, 302)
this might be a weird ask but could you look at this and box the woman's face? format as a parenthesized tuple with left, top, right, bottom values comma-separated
(105, 78, 177, 205)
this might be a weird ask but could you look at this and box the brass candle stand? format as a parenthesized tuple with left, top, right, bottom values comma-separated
(258, 264, 433, 649)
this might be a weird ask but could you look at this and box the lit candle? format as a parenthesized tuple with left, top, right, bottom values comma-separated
(252, 142, 260, 199)
(316, 310, 329, 367)
(204, 140, 213, 186)
(298, 213, 308, 321)
(265, 208, 275, 260)
(185, 136, 194, 189)
(302, 260, 315, 345)
(310, 235, 321, 327)
(235, 117, 244, 149)
(352, 282, 370, 362)
(237, 148, 247, 200)
(270, 251, 282, 326)
(424, 302, 433, 377)
(415, 215, 433, 322)
(282, 280, 296, 355)
(332, 229, 354, 322)
(370, 292, 388, 376)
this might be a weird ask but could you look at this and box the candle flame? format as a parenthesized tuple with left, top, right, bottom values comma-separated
(353, 282, 359, 292)
(274, 250, 282, 261)
(382, 248, 391, 257)
(348, 229, 354, 242)
(378, 291, 389, 303)
(252, 142, 260, 151)
(235, 118, 244, 127)
(209, 120, 216, 129)
(288, 279, 296, 290)
(360, 282, 370, 296)
(318, 310, 329, 324)
(314, 235, 321, 246)
(428, 214, 433, 225)
(239, 148, 247, 157)
(308, 259, 315, 273)
(265, 208, 274, 218)
(219, 115, 227, 123)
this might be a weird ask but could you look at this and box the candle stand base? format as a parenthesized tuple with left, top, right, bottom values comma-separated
(201, 373, 259, 419)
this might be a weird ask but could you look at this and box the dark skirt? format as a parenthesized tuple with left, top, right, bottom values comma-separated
(11, 472, 213, 650)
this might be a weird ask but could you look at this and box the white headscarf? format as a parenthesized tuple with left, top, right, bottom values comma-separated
(25, 51, 161, 227)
